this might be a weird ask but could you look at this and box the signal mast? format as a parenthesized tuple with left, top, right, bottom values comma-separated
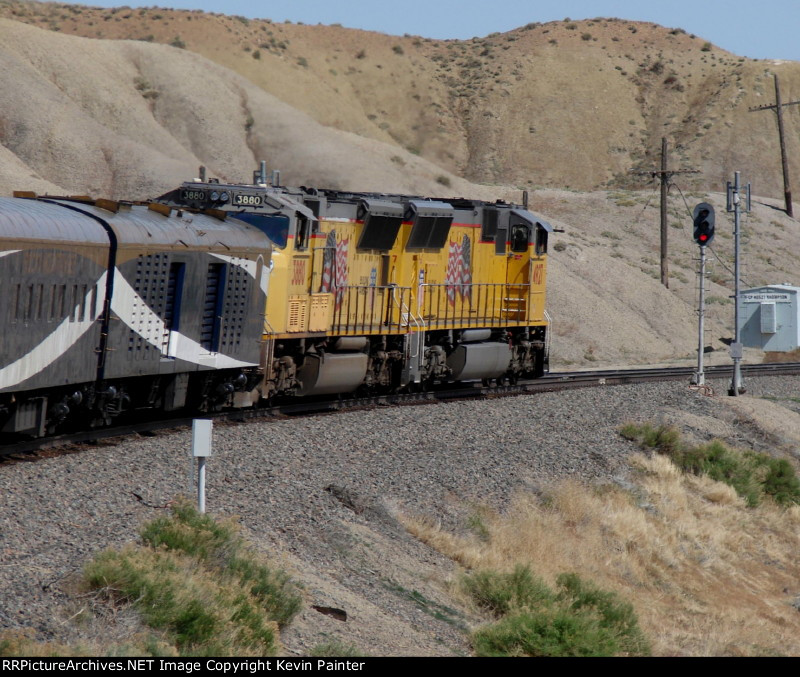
(692, 203, 715, 386)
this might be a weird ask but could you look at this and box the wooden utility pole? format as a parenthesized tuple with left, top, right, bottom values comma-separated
(660, 137, 669, 288)
(749, 74, 800, 217)
(635, 138, 699, 289)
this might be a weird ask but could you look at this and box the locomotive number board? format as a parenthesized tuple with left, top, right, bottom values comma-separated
(232, 193, 264, 206)
(180, 189, 208, 202)
(179, 189, 242, 204)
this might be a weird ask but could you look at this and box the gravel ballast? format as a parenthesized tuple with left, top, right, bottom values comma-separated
(1, 375, 798, 655)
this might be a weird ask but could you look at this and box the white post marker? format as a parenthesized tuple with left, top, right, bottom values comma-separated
(192, 419, 213, 514)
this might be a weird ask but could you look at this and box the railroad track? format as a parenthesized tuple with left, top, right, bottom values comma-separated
(3, 361, 799, 461)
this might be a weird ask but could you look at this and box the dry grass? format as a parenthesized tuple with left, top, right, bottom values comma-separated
(0, 630, 92, 657)
(402, 454, 800, 656)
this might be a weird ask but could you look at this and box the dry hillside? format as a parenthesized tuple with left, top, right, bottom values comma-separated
(0, 17, 493, 200)
(3, 1, 800, 200)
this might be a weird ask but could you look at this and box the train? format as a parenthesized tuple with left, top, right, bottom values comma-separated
(0, 169, 551, 438)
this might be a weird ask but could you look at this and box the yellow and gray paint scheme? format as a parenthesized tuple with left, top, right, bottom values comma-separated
(160, 173, 551, 399)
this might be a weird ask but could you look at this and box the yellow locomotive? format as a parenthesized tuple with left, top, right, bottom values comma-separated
(159, 169, 551, 401)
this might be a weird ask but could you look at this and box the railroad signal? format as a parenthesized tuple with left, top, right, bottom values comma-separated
(693, 202, 715, 246)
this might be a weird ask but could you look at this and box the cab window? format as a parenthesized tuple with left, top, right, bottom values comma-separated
(510, 224, 529, 253)
(295, 215, 310, 250)
(229, 212, 290, 249)
(535, 226, 548, 255)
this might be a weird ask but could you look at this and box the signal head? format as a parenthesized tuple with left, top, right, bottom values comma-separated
(692, 202, 715, 246)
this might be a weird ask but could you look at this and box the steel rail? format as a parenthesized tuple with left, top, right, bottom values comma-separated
(3, 362, 799, 462)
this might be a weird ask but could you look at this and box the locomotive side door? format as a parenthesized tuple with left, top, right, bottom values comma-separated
(298, 212, 334, 333)
(503, 217, 531, 322)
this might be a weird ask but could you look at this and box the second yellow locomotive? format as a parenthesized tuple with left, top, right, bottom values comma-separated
(160, 170, 551, 401)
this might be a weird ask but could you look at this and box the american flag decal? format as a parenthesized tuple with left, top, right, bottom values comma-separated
(445, 234, 472, 305)
(320, 230, 350, 309)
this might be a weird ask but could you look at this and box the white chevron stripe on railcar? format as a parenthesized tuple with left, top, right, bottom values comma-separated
(0, 250, 21, 259)
(209, 253, 273, 296)
(110, 273, 257, 369)
(0, 273, 107, 390)
(0, 264, 259, 391)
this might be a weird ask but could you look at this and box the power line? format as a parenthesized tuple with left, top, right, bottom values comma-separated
(749, 74, 800, 218)
(631, 138, 699, 288)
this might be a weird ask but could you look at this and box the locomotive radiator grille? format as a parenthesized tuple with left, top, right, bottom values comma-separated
(219, 258, 249, 354)
(201, 263, 225, 352)
(287, 296, 308, 333)
(129, 254, 170, 360)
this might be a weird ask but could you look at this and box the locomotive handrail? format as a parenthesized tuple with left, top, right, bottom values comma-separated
(330, 284, 413, 335)
(416, 281, 536, 329)
(544, 309, 552, 358)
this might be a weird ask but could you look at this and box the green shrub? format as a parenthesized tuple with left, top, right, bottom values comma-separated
(227, 555, 302, 628)
(84, 502, 301, 655)
(619, 422, 681, 454)
(465, 567, 649, 656)
(555, 573, 649, 656)
(141, 502, 301, 627)
(472, 608, 617, 656)
(675, 440, 763, 506)
(141, 501, 238, 562)
(462, 566, 554, 618)
(762, 458, 800, 505)
(85, 548, 256, 655)
(620, 423, 800, 507)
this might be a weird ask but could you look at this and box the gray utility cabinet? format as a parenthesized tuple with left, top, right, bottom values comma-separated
(738, 284, 800, 351)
